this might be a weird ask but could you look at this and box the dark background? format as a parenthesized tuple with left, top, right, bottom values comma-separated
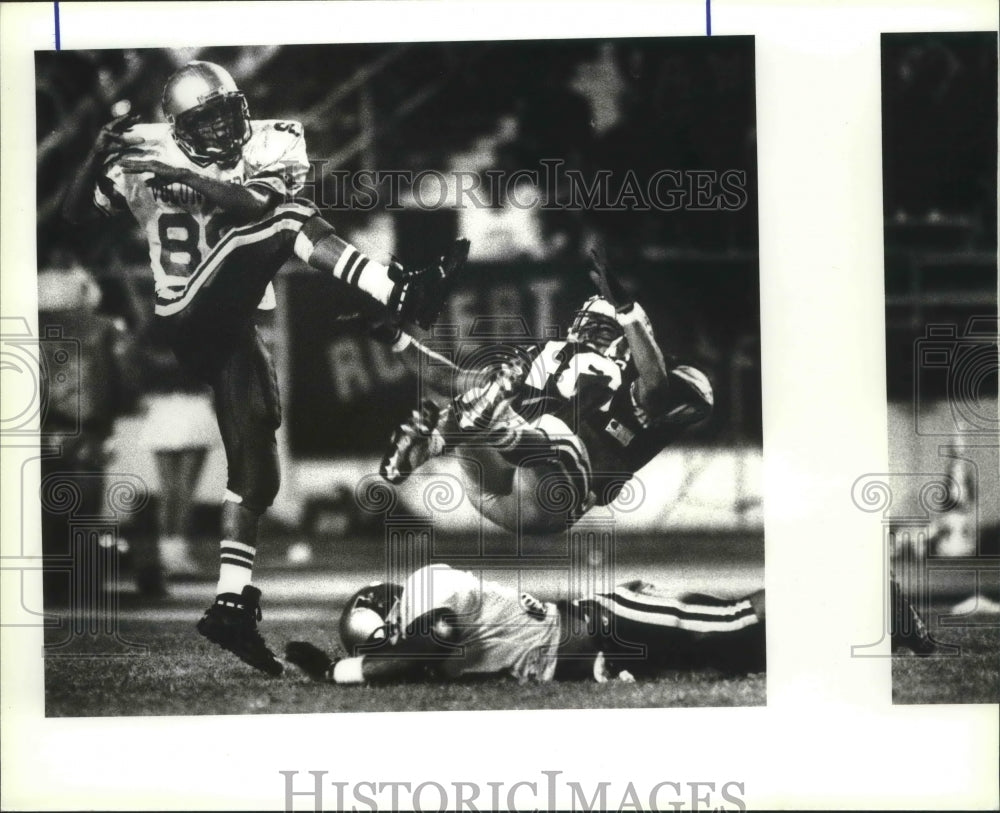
(881, 32, 998, 404)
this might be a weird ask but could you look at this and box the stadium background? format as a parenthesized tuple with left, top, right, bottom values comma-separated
(35, 39, 763, 554)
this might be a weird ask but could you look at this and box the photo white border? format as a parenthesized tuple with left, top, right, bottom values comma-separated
(2, 1, 998, 810)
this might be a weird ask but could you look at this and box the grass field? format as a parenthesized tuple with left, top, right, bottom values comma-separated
(892, 609, 1000, 705)
(44, 620, 765, 717)
(891, 565, 1000, 704)
(43, 532, 767, 716)
(43, 531, 997, 715)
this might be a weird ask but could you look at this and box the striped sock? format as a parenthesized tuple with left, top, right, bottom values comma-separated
(297, 232, 395, 306)
(216, 540, 255, 596)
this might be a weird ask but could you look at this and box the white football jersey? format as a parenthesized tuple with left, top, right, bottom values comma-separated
(94, 120, 309, 312)
(394, 565, 561, 683)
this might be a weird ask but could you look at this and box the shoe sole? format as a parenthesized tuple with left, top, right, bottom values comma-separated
(197, 620, 284, 676)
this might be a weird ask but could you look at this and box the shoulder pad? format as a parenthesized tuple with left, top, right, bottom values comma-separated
(250, 119, 305, 141)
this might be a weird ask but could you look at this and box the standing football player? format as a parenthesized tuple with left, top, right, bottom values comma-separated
(379, 253, 713, 534)
(285, 563, 767, 684)
(62, 60, 467, 676)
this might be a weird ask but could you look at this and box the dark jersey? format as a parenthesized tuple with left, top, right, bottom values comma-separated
(512, 340, 713, 506)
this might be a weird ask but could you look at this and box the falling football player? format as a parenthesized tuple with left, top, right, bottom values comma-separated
(62, 60, 468, 676)
(378, 250, 713, 534)
(285, 563, 767, 685)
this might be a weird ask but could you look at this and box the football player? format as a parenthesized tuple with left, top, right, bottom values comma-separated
(285, 563, 767, 684)
(378, 253, 713, 534)
(62, 61, 467, 676)
(285, 566, 938, 685)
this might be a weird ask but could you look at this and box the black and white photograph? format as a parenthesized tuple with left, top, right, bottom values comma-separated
(874, 31, 998, 703)
(3, 3, 999, 811)
(33, 36, 765, 715)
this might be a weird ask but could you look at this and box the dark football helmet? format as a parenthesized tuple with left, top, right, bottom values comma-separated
(162, 60, 251, 167)
(338, 581, 404, 655)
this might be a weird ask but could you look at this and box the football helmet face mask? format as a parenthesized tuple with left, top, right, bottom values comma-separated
(162, 61, 251, 168)
(567, 296, 629, 362)
(338, 581, 404, 655)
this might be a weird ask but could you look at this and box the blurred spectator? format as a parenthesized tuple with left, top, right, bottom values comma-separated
(132, 328, 220, 596)
(38, 266, 140, 605)
(929, 451, 977, 558)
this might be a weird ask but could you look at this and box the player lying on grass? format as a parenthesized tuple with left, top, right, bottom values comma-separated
(62, 60, 468, 676)
(286, 563, 767, 685)
(377, 253, 713, 534)
(285, 567, 936, 685)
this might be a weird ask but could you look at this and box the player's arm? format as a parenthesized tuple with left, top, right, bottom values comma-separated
(118, 156, 279, 222)
(354, 609, 464, 683)
(62, 111, 142, 224)
(587, 250, 672, 414)
(173, 170, 280, 221)
(618, 304, 672, 413)
(286, 609, 463, 685)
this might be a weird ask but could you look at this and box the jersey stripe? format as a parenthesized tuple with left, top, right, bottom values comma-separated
(154, 206, 312, 316)
(593, 591, 758, 632)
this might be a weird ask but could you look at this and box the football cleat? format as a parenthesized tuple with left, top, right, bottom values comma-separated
(196, 585, 283, 676)
(379, 400, 445, 485)
(890, 579, 936, 656)
(388, 238, 470, 329)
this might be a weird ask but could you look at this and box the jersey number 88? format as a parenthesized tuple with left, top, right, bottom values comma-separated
(158, 212, 228, 276)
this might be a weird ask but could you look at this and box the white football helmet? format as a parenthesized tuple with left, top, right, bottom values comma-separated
(567, 296, 629, 362)
(162, 60, 251, 167)
(338, 581, 404, 655)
